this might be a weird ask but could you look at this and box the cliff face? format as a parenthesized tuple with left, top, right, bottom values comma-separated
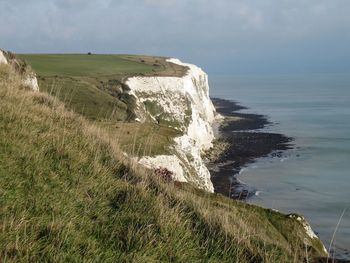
(0, 49, 39, 91)
(0, 50, 7, 64)
(126, 58, 217, 192)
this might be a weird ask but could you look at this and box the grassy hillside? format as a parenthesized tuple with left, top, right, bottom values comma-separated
(0, 61, 327, 262)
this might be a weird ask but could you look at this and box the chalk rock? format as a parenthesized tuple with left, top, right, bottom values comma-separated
(127, 58, 218, 192)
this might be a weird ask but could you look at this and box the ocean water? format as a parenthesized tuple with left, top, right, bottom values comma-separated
(210, 74, 350, 258)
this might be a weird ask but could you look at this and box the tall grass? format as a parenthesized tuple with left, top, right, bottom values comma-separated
(0, 63, 327, 262)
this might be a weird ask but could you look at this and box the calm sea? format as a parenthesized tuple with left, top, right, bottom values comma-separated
(210, 73, 350, 258)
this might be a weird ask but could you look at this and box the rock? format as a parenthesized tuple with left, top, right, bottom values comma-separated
(23, 74, 39, 91)
(0, 49, 39, 91)
(288, 214, 329, 256)
(0, 50, 8, 64)
(154, 167, 173, 182)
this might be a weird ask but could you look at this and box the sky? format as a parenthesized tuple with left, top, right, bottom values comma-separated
(0, 0, 350, 74)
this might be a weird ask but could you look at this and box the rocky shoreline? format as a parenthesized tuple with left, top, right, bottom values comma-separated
(207, 98, 293, 199)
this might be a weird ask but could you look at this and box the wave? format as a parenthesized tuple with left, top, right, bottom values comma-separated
(238, 167, 247, 175)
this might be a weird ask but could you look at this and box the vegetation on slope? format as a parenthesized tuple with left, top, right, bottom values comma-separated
(0, 61, 327, 262)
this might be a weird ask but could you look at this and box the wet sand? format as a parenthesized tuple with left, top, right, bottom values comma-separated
(208, 98, 293, 199)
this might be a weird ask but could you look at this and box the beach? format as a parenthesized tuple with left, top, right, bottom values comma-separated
(207, 98, 293, 199)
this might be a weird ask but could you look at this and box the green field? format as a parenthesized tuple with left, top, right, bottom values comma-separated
(18, 54, 187, 78)
(18, 54, 160, 77)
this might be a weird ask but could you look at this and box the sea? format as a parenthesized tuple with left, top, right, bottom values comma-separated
(210, 73, 350, 259)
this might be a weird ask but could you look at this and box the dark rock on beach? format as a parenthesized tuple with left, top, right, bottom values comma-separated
(314, 258, 350, 263)
(208, 98, 293, 199)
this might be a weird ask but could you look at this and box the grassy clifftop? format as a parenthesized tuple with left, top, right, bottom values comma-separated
(18, 54, 187, 78)
(17, 54, 187, 122)
(0, 59, 327, 262)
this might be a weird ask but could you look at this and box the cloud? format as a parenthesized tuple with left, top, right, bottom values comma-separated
(0, 0, 349, 73)
(53, 0, 112, 10)
(144, 0, 176, 7)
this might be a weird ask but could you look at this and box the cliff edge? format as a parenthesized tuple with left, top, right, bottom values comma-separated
(126, 58, 218, 192)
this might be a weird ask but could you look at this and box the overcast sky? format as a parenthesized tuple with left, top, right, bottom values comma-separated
(1, 0, 349, 74)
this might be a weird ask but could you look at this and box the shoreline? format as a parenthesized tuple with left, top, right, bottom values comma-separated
(207, 98, 293, 199)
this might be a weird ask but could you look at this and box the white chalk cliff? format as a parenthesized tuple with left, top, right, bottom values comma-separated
(126, 58, 218, 192)
(0, 50, 8, 65)
(0, 49, 39, 92)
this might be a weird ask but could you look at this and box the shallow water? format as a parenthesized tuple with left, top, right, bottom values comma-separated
(210, 73, 350, 258)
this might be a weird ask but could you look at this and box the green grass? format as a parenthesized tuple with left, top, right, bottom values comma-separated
(18, 54, 188, 78)
(36, 77, 132, 121)
(17, 54, 159, 77)
(0, 62, 328, 262)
